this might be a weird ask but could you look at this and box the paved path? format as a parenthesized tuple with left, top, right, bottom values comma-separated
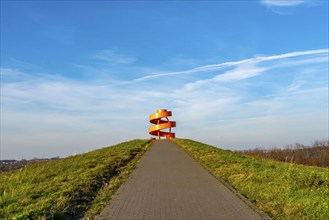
(98, 140, 268, 220)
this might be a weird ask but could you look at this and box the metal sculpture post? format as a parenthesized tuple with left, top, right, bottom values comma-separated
(149, 109, 176, 139)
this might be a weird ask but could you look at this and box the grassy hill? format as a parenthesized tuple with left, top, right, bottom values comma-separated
(0, 139, 152, 219)
(173, 139, 329, 220)
(2, 138, 328, 220)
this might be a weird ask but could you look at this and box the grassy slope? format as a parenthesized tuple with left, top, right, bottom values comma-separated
(0, 139, 152, 220)
(172, 139, 329, 220)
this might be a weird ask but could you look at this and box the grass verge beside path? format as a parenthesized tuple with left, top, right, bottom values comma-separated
(0, 139, 153, 220)
(172, 139, 329, 220)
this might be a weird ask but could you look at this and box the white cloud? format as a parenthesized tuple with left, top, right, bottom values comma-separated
(213, 64, 266, 82)
(259, 48, 328, 61)
(181, 64, 266, 91)
(132, 49, 328, 82)
(1, 48, 328, 159)
(260, 0, 309, 7)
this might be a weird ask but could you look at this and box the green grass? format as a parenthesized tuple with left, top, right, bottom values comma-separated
(0, 139, 152, 220)
(172, 139, 329, 220)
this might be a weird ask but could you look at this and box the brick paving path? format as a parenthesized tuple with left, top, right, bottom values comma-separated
(97, 140, 269, 219)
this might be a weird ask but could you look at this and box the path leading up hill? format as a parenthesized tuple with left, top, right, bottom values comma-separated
(97, 140, 269, 219)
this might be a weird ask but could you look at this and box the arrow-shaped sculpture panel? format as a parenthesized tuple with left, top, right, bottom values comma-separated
(149, 109, 176, 139)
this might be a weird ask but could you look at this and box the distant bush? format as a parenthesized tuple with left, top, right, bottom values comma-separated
(239, 139, 329, 168)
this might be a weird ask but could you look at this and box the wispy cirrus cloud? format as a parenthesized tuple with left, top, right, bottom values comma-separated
(133, 48, 328, 83)
(1, 48, 328, 159)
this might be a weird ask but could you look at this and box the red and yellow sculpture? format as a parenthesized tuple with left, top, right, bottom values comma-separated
(149, 109, 176, 139)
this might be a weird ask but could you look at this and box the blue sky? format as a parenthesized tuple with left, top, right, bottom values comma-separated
(1, 0, 328, 159)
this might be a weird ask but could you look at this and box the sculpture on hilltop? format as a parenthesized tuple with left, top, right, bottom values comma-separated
(149, 109, 176, 139)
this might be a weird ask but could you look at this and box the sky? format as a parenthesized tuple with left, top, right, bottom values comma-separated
(1, 0, 328, 160)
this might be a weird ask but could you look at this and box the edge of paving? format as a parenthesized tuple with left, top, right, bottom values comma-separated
(96, 141, 155, 219)
(173, 141, 272, 220)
